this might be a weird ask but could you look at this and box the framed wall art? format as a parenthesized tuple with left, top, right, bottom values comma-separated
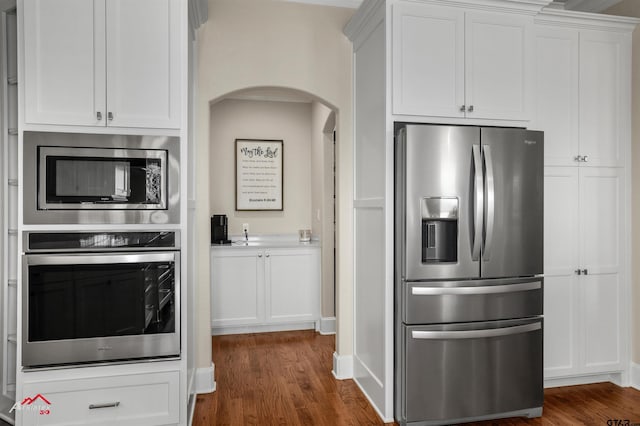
(235, 139, 283, 211)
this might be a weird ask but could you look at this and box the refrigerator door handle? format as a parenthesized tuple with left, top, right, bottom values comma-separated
(411, 322, 541, 340)
(411, 280, 541, 296)
(472, 145, 483, 261)
(483, 145, 495, 261)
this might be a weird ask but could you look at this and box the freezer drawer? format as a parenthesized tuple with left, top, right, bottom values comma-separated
(402, 318, 543, 424)
(403, 277, 542, 324)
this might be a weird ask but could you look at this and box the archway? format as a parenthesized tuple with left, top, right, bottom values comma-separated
(205, 85, 340, 350)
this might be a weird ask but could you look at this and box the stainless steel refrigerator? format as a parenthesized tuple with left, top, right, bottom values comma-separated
(395, 124, 544, 426)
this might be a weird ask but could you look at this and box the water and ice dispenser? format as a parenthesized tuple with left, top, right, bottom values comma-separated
(421, 197, 458, 263)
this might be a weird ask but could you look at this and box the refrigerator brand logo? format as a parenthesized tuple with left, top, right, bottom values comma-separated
(524, 140, 537, 145)
(9, 393, 51, 416)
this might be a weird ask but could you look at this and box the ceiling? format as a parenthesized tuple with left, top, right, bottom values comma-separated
(283, 0, 624, 13)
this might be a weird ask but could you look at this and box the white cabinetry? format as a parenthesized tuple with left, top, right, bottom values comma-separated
(20, 371, 179, 426)
(210, 244, 320, 334)
(543, 167, 625, 378)
(534, 10, 634, 383)
(392, 1, 532, 120)
(23, 0, 180, 129)
(533, 18, 631, 167)
(210, 248, 263, 327)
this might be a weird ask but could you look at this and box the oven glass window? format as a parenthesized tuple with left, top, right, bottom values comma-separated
(44, 155, 164, 205)
(28, 260, 175, 342)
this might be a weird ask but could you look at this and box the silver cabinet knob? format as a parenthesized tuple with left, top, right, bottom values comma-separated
(582, 269, 588, 275)
(575, 269, 582, 275)
(468, 105, 474, 112)
(582, 155, 588, 163)
(96, 111, 102, 121)
(258, 253, 262, 258)
(107, 112, 114, 121)
(460, 105, 466, 112)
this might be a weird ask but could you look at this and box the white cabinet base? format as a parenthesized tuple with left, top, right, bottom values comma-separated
(210, 243, 321, 334)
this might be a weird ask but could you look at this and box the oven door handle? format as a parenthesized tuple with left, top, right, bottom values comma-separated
(411, 280, 541, 296)
(411, 322, 541, 340)
(24, 252, 177, 266)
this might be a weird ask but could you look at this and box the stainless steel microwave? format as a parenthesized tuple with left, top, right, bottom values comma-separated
(23, 131, 179, 224)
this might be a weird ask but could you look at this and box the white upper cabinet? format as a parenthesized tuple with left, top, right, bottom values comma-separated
(533, 16, 632, 167)
(23, 0, 181, 129)
(392, 2, 531, 121)
(392, 3, 464, 118)
(532, 26, 579, 166)
(23, 0, 105, 126)
(579, 30, 628, 167)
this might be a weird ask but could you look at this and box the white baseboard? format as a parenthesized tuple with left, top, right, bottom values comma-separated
(544, 372, 623, 389)
(211, 321, 316, 336)
(332, 352, 353, 379)
(195, 362, 216, 394)
(631, 363, 640, 390)
(353, 355, 394, 423)
(319, 317, 336, 335)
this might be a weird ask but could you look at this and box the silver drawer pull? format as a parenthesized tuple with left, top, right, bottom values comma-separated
(89, 402, 120, 410)
(411, 281, 541, 296)
(412, 322, 541, 340)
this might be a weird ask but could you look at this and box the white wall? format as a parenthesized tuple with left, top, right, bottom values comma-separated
(209, 98, 312, 235)
(604, 0, 640, 364)
(194, 0, 354, 370)
(311, 101, 335, 318)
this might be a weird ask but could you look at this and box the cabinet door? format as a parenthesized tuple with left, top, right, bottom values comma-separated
(23, 0, 106, 126)
(579, 30, 629, 167)
(543, 166, 580, 378)
(265, 249, 320, 323)
(105, 0, 180, 128)
(391, 2, 464, 117)
(465, 11, 531, 121)
(210, 251, 264, 327)
(579, 167, 624, 373)
(532, 26, 579, 166)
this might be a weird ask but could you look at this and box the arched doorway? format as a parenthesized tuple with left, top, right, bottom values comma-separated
(206, 86, 338, 343)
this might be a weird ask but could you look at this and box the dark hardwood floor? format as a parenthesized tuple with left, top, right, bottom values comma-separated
(193, 330, 640, 426)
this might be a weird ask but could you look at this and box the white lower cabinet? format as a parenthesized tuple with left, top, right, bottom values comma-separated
(210, 245, 320, 332)
(543, 166, 625, 379)
(19, 371, 179, 426)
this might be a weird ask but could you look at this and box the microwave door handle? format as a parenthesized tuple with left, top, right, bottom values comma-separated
(483, 145, 495, 261)
(471, 145, 483, 261)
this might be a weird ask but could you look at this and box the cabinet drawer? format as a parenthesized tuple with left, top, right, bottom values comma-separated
(402, 318, 543, 423)
(20, 371, 179, 426)
(403, 277, 543, 324)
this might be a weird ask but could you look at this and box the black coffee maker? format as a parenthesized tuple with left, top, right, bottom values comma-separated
(211, 214, 231, 244)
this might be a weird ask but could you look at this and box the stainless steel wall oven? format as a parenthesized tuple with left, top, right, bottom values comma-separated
(23, 131, 180, 224)
(22, 231, 180, 368)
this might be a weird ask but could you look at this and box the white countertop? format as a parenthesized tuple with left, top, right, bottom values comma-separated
(211, 234, 321, 249)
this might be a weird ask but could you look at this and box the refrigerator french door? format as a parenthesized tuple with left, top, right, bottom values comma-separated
(395, 124, 544, 426)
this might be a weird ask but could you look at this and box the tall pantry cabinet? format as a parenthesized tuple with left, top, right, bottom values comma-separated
(8, 0, 193, 425)
(531, 9, 636, 383)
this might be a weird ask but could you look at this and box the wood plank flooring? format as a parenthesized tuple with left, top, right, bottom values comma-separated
(192, 330, 640, 426)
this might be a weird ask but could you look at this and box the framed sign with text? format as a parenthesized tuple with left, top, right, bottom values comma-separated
(235, 139, 283, 211)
